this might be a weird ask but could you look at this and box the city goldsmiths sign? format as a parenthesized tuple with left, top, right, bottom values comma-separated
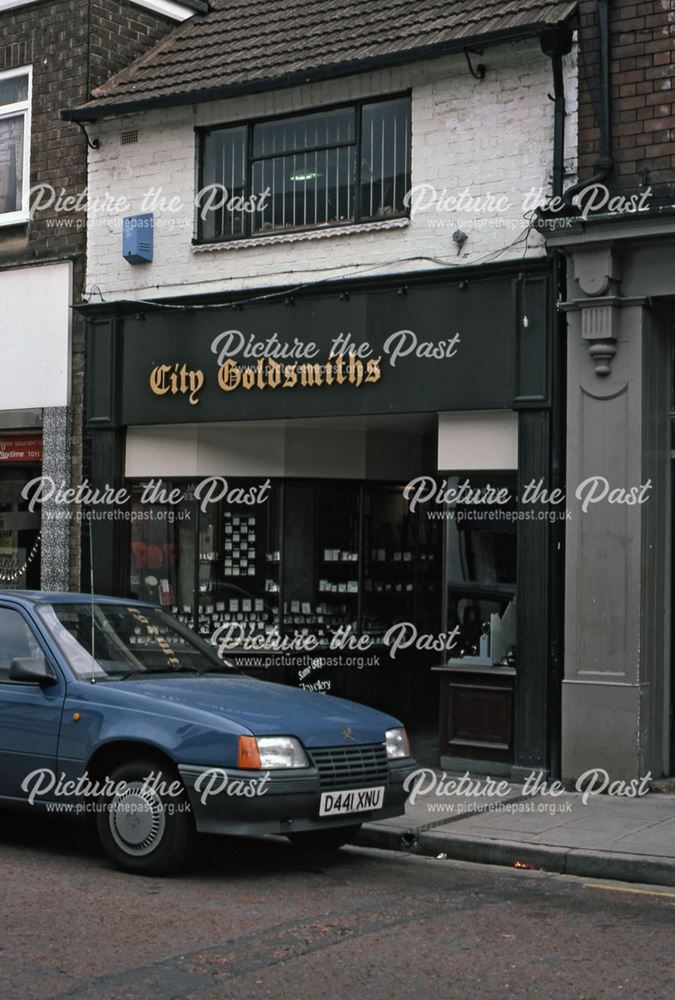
(149, 353, 382, 406)
(117, 275, 528, 424)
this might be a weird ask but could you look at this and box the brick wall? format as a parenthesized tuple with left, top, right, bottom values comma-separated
(86, 39, 578, 301)
(89, 1, 177, 91)
(0, 0, 180, 588)
(0, 0, 88, 265)
(577, 0, 675, 197)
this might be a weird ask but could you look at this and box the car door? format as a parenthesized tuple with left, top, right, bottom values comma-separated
(0, 604, 65, 800)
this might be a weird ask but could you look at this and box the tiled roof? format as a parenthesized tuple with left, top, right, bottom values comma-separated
(64, 0, 577, 121)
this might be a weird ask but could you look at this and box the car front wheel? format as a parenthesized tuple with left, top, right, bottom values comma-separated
(95, 758, 194, 876)
(287, 824, 362, 852)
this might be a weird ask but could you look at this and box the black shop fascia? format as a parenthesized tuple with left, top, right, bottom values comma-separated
(82, 260, 562, 776)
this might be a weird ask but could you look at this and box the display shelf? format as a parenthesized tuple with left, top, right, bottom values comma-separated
(130, 478, 445, 653)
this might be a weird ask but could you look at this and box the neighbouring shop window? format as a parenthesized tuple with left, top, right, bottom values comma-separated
(0, 67, 31, 224)
(442, 474, 517, 665)
(0, 469, 41, 590)
(198, 95, 411, 242)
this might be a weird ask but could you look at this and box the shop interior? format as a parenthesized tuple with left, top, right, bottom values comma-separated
(124, 412, 519, 762)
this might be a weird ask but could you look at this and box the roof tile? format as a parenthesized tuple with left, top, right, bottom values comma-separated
(65, 0, 577, 120)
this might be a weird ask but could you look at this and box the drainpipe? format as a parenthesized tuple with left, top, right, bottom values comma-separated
(541, 27, 573, 198)
(539, 25, 574, 778)
(563, 0, 614, 204)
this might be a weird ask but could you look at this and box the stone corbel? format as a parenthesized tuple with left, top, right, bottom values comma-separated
(570, 246, 622, 376)
(573, 245, 620, 297)
(580, 299, 620, 377)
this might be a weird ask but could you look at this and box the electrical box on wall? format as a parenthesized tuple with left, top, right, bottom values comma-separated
(123, 213, 153, 264)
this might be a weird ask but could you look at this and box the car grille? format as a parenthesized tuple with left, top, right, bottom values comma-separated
(310, 743, 389, 790)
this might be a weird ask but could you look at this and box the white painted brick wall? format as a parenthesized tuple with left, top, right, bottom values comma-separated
(85, 38, 577, 301)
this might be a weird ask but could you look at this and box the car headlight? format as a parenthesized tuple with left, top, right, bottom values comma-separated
(238, 735, 309, 769)
(385, 727, 412, 759)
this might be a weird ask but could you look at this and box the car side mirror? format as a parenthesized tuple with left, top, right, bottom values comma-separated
(9, 656, 58, 686)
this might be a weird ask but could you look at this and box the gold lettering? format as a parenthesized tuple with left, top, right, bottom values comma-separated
(365, 357, 382, 384)
(268, 357, 281, 388)
(150, 363, 204, 404)
(299, 363, 323, 387)
(150, 364, 172, 396)
(348, 352, 363, 387)
(218, 359, 241, 392)
(208, 355, 382, 394)
(187, 368, 204, 405)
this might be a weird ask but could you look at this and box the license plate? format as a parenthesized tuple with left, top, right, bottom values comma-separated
(319, 786, 385, 817)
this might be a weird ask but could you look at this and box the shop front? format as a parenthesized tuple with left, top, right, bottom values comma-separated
(0, 428, 43, 590)
(0, 260, 73, 591)
(84, 261, 562, 776)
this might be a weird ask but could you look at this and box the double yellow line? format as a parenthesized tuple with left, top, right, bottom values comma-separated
(583, 883, 675, 900)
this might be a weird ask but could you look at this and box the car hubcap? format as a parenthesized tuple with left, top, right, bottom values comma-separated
(108, 781, 166, 857)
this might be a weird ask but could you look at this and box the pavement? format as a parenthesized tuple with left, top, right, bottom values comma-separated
(359, 769, 675, 887)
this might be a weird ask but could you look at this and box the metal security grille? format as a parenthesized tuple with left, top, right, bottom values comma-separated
(199, 94, 411, 243)
(310, 744, 389, 790)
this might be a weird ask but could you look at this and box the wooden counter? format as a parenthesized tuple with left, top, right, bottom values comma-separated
(432, 661, 516, 763)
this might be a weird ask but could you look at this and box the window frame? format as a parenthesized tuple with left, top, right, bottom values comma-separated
(195, 90, 412, 245)
(0, 604, 54, 685)
(0, 64, 32, 228)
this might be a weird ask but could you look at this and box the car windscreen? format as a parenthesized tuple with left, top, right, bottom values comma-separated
(37, 603, 237, 680)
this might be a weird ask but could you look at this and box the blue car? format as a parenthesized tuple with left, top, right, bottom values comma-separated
(0, 591, 415, 875)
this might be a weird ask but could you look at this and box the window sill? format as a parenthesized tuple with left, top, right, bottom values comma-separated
(193, 217, 410, 253)
(0, 211, 30, 229)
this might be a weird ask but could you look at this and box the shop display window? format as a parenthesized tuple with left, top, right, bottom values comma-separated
(281, 482, 360, 645)
(362, 485, 416, 639)
(127, 478, 444, 652)
(129, 486, 195, 620)
(196, 482, 281, 644)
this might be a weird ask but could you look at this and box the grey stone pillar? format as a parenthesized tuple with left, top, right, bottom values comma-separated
(40, 406, 72, 592)
(561, 246, 669, 781)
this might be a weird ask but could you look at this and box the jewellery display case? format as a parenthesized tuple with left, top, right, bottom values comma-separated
(195, 483, 282, 644)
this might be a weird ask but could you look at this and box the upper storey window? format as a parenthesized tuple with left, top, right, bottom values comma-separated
(0, 66, 31, 226)
(198, 94, 411, 243)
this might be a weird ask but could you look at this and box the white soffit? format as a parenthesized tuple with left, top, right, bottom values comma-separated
(128, 0, 196, 21)
(0, 261, 72, 410)
(0, 0, 193, 18)
(0, 2, 41, 12)
(438, 410, 518, 471)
